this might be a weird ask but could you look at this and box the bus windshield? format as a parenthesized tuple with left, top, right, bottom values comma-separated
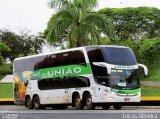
(102, 47, 137, 65)
(109, 69, 140, 89)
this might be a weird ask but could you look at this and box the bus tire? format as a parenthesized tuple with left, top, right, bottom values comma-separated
(26, 96, 33, 109)
(102, 104, 110, 110)
(33, 96, 41, 110)
(85, 94, 95, 110)
(113, 104, 122, 110)
(74, 95, 84, 109)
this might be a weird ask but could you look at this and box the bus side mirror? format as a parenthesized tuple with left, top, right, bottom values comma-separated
(138, 64, 148, 76)
(92, 62, 111, 74)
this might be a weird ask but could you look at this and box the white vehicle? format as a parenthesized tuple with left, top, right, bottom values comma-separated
(13, 45, 148, 110)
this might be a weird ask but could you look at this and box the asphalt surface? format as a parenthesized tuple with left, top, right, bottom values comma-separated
(0, 105, 160, 119)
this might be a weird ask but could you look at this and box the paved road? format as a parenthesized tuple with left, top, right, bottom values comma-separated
(0, 105, 160, 119)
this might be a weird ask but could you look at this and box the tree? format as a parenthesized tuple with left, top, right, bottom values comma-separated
(44, 0, 113, 48)
(0, 42, 10, 53)
(0, 29, 19, 62)
(18, 28, 45, 56)
(0, 42, 10, 64)
(0, 29, 44, 62)
(100, 7, 160, 41)
(139, 37, 160, 64)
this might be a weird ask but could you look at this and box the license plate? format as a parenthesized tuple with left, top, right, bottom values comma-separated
(124, 98, 130, 101)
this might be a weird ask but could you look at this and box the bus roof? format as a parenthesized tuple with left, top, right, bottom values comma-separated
(14, 45, 129, 62)
(84, 45, 129, 49)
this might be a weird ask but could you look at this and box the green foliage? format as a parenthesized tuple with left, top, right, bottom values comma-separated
(100, 7, 160, 41)
(0, 29, 44, 62)
(44, 0, 113, 48)
(139, 37, 160, 64)
(0, 56, 4, 65)
(85, 36, 112, 45)
(0, 64, 12, 80)
(48, 0, 97, 12)
(143, 63, 160, 81)
(141, 86, 160, 96)
(0, 42, 10, 52)
(0, 42, 10, 64)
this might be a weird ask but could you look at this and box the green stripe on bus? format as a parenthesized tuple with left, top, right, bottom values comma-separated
(31, 64, 92, 80)
(111, 88, 140, 94)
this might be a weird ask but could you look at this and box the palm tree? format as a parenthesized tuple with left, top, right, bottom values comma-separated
(45, 0, 113, 47)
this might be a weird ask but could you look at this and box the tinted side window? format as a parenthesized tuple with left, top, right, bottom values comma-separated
(87, 49, 104, 62)
(94, 66, 109, 86)
(87, 48, 108, 85)
(38, 78, 66, 90)
(35, 50, 86, 69)
(71, 51, 86, 66)
(58, 52, 72, 66)
(35, 54, 59, 69)
(47, 54, 59, 67)
(66, 76, 90, 88)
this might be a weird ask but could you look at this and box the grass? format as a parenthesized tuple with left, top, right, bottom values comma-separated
(0, 64, 13, 99)
(139, 61, 160, 96)
(0, 83, 13, 98)
(0, 64, 12, 80)
(142, 63, 160, 81)
(141, 86, 160, 96)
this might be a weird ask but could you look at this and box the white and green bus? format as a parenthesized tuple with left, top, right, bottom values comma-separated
(13, 45, 148, 109)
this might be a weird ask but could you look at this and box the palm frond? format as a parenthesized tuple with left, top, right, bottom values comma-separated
(73, 0, 97, 11)
(81, 13, 114, 38)
(45, 0, 114, 47)
(48, 0, 72, 11)
(46, 13, 73, 45)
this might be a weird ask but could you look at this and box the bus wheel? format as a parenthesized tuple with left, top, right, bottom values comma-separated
(33, 96, 41, 109)
(26, 96, 33, 109)
(74, 95, 84, 109)
(102, 104, 110, 110)
(85, 94, 95, 110)
(113, 104, 122, 110)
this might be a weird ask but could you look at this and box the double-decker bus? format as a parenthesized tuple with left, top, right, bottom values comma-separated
(13, 45, 148, 109)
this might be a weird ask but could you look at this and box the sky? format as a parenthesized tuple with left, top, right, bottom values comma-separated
(0, 0, 160, 35)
